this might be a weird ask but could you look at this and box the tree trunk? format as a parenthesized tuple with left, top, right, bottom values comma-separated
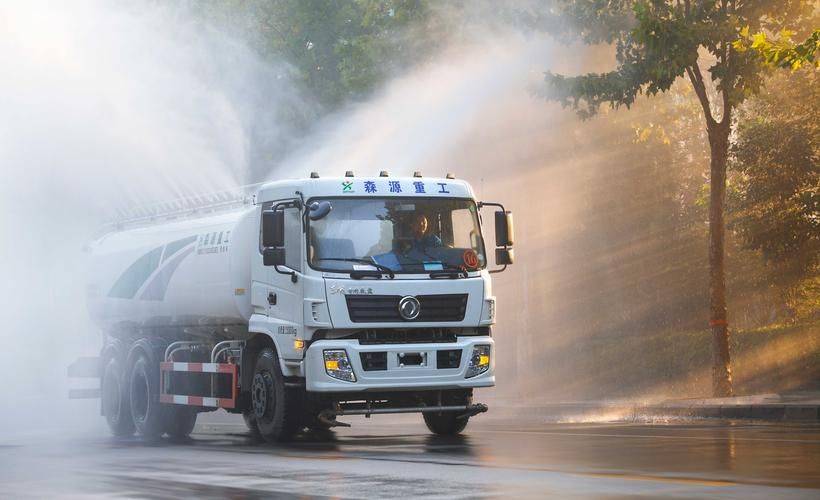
(708, 123, 733, 397)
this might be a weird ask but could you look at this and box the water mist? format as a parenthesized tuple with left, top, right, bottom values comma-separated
(0, 0, 307, 435)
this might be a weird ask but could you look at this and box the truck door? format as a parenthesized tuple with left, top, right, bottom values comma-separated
(251, 199, 304, 329)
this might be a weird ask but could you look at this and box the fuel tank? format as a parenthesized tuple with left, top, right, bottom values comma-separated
(86, 207, 257, 339)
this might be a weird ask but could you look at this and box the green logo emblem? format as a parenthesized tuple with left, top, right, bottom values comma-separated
(342, 181, 353, 192)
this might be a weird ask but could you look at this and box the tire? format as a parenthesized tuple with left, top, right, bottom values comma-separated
(128, 348, 167, 440)
(423, 412, 469, 436)
(250, 348, 302, 442)
(101, 357, 135, 437)
(166, 406, 198, 439)
(242, 411, 261, 438)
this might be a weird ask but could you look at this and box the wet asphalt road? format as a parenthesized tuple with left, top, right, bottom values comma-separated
(2, 412, 819, 499)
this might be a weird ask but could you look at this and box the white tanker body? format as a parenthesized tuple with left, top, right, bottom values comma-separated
(87, 209, 257, 338)
(84, 174, 515, 442)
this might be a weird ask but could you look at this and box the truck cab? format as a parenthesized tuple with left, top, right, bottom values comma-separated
(246, 173, 514, 438)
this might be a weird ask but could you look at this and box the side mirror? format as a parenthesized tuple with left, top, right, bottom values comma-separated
(496, 248, 514, 266)
(494, 210, 514, 247)
(262, 210, 284, 248)
(263, 247, 285, 267)
(308, 201, 333, 221)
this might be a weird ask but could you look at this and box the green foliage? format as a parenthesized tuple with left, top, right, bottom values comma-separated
(729, 69, 819, 300)
(734, 27, 820, 70)
(537, 0, 816, 121)
(189, 0, 436, 109)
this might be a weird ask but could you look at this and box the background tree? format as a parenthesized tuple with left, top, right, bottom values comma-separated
(191, 0, 436, 109)
(534, 0, 817, 396)
(729, 69, 819, 319)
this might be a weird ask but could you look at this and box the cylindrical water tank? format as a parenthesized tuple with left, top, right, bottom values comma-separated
(86, 207, 257, 339)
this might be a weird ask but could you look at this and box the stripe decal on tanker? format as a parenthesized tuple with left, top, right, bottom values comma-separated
(107, 235, 197, 300)
(139, 245, 195, 301)
(107, 246, 163, 299)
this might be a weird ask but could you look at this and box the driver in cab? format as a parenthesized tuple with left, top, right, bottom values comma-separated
(404, 212, 442, 254)
(372, 212, 442, 270)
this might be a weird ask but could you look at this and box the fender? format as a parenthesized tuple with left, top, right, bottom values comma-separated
(248, 313, 305, 378)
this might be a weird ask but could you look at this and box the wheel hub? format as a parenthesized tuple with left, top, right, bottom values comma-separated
(252, 372, 272, 419)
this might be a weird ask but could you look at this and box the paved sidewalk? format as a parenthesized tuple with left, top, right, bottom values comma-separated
(484, 391, 820, 422)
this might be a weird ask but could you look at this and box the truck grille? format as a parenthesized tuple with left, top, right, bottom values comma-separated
(346, 294, 468, 323)
(359, 329, 457, 344)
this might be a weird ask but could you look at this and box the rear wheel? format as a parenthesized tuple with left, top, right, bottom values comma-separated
(101, 357, 134, 437)
(251, 348, 301, 442)
(129, 349, 166, 440)
(423, 412, 469, 436)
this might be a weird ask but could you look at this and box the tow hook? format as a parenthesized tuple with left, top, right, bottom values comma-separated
(457, 403, 488, 420)
(318, 409, 351, 428)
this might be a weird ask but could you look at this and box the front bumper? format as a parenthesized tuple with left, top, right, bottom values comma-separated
(304, 336, 495, 392)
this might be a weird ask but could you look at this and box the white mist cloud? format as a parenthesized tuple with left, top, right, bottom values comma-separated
(274, 35, 558, 179)
(0, 0, 604, 437)
(0, 0, 307, 434)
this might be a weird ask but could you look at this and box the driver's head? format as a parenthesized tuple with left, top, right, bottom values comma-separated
(409, 213, 429, 239)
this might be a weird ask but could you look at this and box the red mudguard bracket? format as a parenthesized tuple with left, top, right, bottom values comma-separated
(159, 362, 238, 409)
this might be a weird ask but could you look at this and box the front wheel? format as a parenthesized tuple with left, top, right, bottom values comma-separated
(423, 412, 469, 436)
(250, 348, 302, 442)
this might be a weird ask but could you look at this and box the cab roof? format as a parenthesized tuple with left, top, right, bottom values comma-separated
(256, 175, 475, 204)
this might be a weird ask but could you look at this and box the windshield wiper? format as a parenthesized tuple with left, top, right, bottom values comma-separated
(317, 258, 395, 279)
(428, 263, 469, 279)
(403, 260, 469, 279)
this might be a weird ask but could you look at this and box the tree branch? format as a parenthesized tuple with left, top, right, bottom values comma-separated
(720, 42, 732, 127)
(686, 63, 717, 130)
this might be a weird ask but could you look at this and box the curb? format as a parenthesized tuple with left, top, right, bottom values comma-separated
(640, 404, 820, 422)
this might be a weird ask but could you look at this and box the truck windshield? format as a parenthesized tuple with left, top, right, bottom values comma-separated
(308, 198, 486, 274)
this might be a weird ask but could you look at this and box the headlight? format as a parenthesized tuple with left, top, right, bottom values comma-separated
(323, 349, 356, 382)
(465, 345, 491, 378)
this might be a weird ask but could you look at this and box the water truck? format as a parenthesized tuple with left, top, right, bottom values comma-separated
(79, 172, 514, 441)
